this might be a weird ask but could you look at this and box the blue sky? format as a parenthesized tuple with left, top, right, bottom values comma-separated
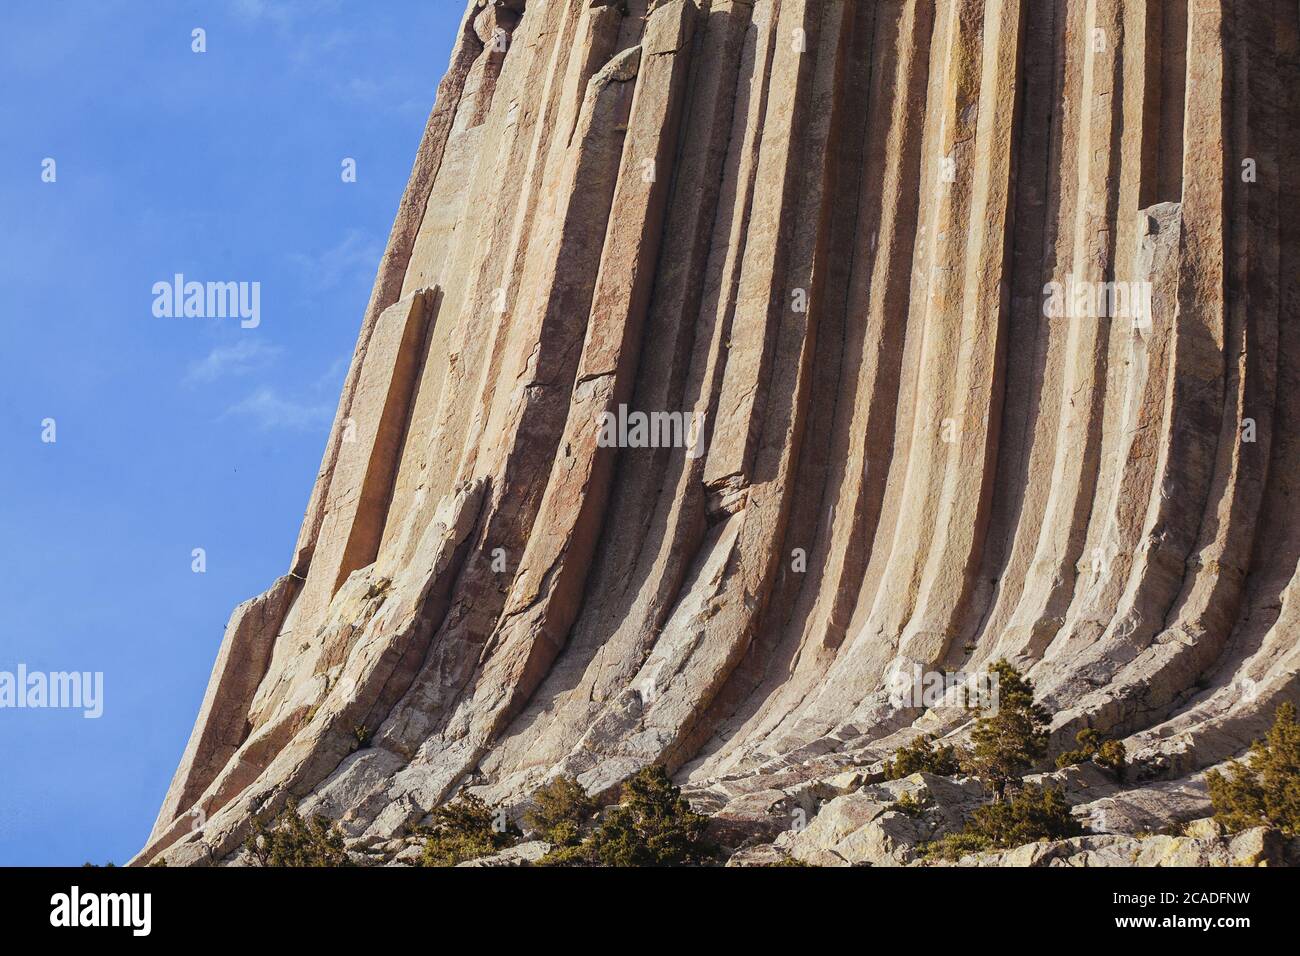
(0, 0, 463, 866)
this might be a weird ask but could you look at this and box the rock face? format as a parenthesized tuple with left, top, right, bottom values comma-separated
(137, 0, 1300, 866)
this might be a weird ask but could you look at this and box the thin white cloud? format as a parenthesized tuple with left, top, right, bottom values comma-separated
(332, 75, 429, 117)
(230, 0, 334, 28)
(223, 386, 333, 431)
(229, 0, 352, 64)
(289, 229, 382, 291)
(185, 339, 282, 385)
(230, 0, 292, 26)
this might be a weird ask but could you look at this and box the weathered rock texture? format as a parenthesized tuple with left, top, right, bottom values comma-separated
(137, 0, 1300, 865)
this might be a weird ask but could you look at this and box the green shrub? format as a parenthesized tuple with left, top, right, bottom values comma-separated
(418, 793, 517, 867)
(921, 784, 1080, 861)
(965, 660, 1050, 799)
(539, 766, 713, 867)
(921, 830, 994, 861)
(524, 776, 597, 846)
(1207, 701, 1300, 837)
(965, 783, 1082, 845)
(882, 733, 961, 780)
(534, 842, 595, 867)
(889, 790, 930, 818)
(1096, 739, 1127, 775)
(584, 766, 713, 866)
(1055, 728, 1126, 778)
(1056, 728, 1102, 768)
(244, 799, 351, 867)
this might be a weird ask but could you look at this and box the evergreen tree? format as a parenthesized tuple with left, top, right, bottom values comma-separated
(539, 766, 713, 866)
(882, 733, 961, 780)
(419, 793, 517, 866)
(524, 775, 597, 847)
(964, 660, 1050, 799)
(1208, 701, 1300, 836)
(244, 799, 351, 867)
(1056, 728, 1127, 778)
(922, 784, 1081, 861)
(585, 766, 711, 866)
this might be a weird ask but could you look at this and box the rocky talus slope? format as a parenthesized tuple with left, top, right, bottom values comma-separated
(137, 0, 1300, 866)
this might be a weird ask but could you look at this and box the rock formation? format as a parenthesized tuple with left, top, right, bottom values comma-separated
(136, 0, 1300, 866)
